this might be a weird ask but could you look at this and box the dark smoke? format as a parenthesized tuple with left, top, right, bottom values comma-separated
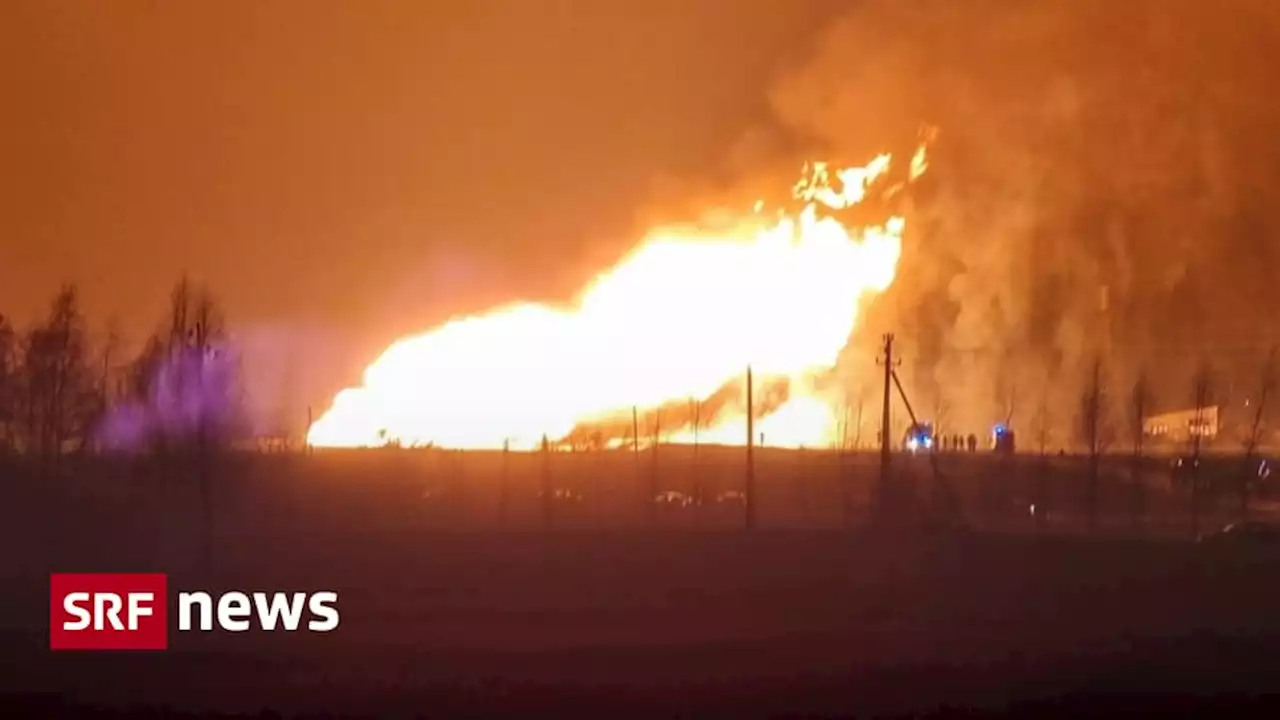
(769, 0, 1280, 444)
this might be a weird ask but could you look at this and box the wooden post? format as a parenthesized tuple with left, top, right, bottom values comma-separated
(746, 365, 756, 531)
(541, 434, 552, 531)
(692, 398, 701, 507)
(651, 408, 660, 525)
(500, 438, 510, 526)
(840, 400, 852, 528)
(875, 334, 900, 522)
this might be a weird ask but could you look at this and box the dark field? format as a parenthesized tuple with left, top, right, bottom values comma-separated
(3, 448, 1279, 716)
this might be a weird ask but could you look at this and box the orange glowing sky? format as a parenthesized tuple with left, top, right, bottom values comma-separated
(0, 1, 846, 434)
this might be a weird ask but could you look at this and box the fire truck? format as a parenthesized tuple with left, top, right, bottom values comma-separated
(903, 422, 935, 452)
(991, 424, 1016, 454)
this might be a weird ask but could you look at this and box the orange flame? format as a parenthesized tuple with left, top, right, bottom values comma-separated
(308, 147, 925, 450)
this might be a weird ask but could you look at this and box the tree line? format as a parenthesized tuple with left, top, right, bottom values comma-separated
(1062, 351, 1277, 532)
(0, 277, 244, 469)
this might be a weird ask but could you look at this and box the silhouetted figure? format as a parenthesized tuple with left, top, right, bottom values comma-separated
(954, 434, 963, 452)
(967, 434, 978, 453)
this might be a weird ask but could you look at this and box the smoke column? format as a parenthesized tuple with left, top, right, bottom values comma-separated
(766, 0, 1280, 441)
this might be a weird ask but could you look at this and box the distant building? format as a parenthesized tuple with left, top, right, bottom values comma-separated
(1143, 406, 1219, 443)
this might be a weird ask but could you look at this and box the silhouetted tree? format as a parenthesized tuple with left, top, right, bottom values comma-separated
(1128, 370, 1152, 529)
(173, 278, 239, 564)
(997, 374, 1017, 430)
(0, 314, 16, 452)
(1031, 387, 1051, 531)
(81, 322, 122, 454)
(995, 373, 1017, 511)
(933, 394, 951, 443)
(19, 285, 94, 468)
(1077, 357, 1113, 531)
(1188, 359, 1215, 538)
(122, 334, 165, 418)
(119, 277, 245, 454)
(1238, 348, 1275, 519)
(110, 276, 244, 567)
(689, 397, 703, 506)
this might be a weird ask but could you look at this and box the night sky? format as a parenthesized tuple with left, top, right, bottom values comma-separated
(0, 1, 841, 430)
(6, 1, 1280, 438)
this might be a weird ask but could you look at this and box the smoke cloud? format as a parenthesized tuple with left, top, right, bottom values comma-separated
(767, 0, 1280, 443)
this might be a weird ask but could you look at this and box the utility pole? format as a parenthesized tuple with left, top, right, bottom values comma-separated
(876, 334, 899, 519)
(856, 395, 865, 448)
(692, 398, 700, 454)
(892, 366, 948, 526)
(500, 438, 510, 527)
(632, 405, 642, 525)
(632, 406, 640, 459)
(691, 396, 703, 519)
(651, 408, 660, 526)
(746, 365, 756, 531)
(541, 434, 552, 532)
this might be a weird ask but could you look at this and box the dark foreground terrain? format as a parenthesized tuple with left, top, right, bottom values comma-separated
(3, 451, 1279, 716)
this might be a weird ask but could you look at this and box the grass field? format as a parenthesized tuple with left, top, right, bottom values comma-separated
(3, 448, 1279, 715)
(6, 444, 1266, 541)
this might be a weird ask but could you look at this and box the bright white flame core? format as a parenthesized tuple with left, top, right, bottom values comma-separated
(308, 149, 923, 450)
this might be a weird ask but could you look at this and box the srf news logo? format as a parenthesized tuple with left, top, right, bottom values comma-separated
(50, 573, 340, 650)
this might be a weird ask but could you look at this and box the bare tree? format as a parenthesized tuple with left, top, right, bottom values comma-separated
(123, 334, 165, 426)
(541, 434, 552, 531)
(979, 359, 1019, 518)
(145, 277, 243, 450)
(690, 397, 703, 505)
(20, 285, 94, 469)
(1031, 388, 1051, 531)
(120, 277, 243, 566)
(79, 321, 123, 454)
(168, 276, 193, 350)
(933, 394, 951, 446)
(1188, 359, 1214, 538)
(0, 315, 16, 453)
(999, 376, 1018, 429)
(1034, 389, 1051, 457)
(1129, 370, 1152, 529)
(852, 388, 866, 449)
(185, 281, 238, 566)
(1238, 348, 1275, 519)
(1077, 356, 1113, 532)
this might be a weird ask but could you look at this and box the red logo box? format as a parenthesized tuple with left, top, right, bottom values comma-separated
(50, 573, 169, 650)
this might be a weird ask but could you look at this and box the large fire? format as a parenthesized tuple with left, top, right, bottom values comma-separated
(308, 146, 927, 450)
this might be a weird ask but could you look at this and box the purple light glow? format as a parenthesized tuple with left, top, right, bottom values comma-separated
(96, 343, 240, 452)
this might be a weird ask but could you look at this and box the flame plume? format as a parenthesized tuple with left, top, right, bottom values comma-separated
(308, 147, 926, 450)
